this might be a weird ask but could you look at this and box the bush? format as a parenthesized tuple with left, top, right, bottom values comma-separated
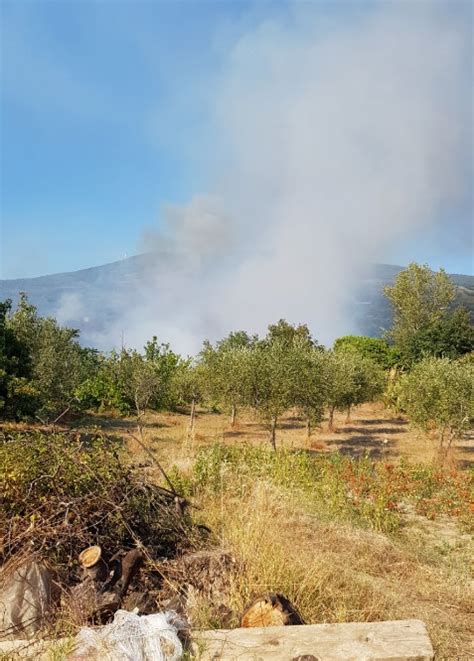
(0, 431, 198, 582)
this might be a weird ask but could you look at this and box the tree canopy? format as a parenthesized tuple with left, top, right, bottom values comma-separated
(399, 357, 473, 449)
(384, 263, 456, 352)
(333, 335, 399, 369)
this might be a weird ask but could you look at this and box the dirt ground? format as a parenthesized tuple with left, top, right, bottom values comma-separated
(41, 401, 472, 471)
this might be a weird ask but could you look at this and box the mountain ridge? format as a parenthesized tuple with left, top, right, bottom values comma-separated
(1, 255, 472, 348)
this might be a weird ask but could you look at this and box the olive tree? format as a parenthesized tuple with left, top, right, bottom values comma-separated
(292, 346, 327, 439)
(171, 360, 206, 436)
(6, 294, 89, 419)
(202, 345, 253, 426)
(249, 339, 300, 449)
(323, 351, 385, 430)
(0, 299, 36, 419)
(246, 321, 326, 447)
(399, 357, 473, 450)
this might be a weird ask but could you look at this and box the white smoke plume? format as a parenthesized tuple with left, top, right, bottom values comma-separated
(103, 2, 472, 354)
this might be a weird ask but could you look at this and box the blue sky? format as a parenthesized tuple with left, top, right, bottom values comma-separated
(1, 0, 472, 279)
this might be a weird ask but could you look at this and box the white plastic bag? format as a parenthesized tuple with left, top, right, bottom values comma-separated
(72, 609, 185, 660)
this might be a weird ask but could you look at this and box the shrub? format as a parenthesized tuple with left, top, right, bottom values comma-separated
(0, 431, 198, 582)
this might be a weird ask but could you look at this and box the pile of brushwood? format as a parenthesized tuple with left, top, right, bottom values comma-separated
(0, 431, 207, 633)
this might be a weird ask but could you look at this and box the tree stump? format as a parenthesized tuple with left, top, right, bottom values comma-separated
(68, 547, 144, 624)
(241, 593, 304, 628)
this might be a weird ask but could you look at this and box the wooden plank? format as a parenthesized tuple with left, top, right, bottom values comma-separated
(0, 619, 434, 660)
(192, 619, 434, 660)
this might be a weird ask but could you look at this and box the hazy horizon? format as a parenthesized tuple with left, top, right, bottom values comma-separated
(1, 251, 473, 283)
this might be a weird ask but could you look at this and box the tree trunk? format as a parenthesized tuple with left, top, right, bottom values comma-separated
(438, 424, 446, 449)
(189, 398, 196, 434)
(328, 406, 335, 431)
(230, 404, 236, 427)
(446, 427, 456, 450)
(306, 418, 311, 440)
(270, 416, 277, 451)
(345, 405, 351, 423)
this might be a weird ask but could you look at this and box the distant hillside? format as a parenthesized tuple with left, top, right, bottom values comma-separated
(1, 255, 472, 347)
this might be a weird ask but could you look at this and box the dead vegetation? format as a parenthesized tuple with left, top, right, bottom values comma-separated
(1, 402, 473, 658)
(0, 430, 208, 641)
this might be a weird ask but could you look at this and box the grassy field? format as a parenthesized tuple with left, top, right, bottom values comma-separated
(2, 402, 473, 658)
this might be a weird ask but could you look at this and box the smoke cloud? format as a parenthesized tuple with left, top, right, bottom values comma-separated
(84, 2, 472, 354)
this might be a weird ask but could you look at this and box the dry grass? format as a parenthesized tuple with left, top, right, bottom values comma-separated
(54, 403, 473, 657)
(81, 401, 473, 470)
(2, 403, 472, 659)
(189, 479, 473, 659)
(4, 400, 471, 469)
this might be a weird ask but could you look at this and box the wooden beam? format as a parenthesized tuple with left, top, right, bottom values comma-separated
(0, 619, 434, 660)
(192, 619, 434, 660)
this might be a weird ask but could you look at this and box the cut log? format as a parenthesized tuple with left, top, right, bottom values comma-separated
(241, 593, 304, 628)
(79, 546, 102, 569)
(111, 549, 144, 597)
(78, 546, 108, 583)
(68, 548, 144, 624)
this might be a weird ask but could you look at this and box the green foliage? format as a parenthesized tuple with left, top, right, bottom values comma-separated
(198, 321, 385, 445)
(403, 306, 474, 364)
(323, 351, 385, 426)
(0, 431, 194, 573)
(243, 321, 323, 445)
(75, 352, 129, 413)
(248, 338, 302, 445)
(265, 318, 316, 349)
(2, 294, 93, 419)
(291, 345, 327, 431)
(0, 299, 37, 418)
(384, 263, 456, 351)
(200, 342, 254, 418)
(183, 444, 473, 533)
(216, 330, 257, 351)
(334, 335, 399, 369)
(171, 359, 206, 408)
(76, 339, 181, 414)
(399, 357, 474, 447)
